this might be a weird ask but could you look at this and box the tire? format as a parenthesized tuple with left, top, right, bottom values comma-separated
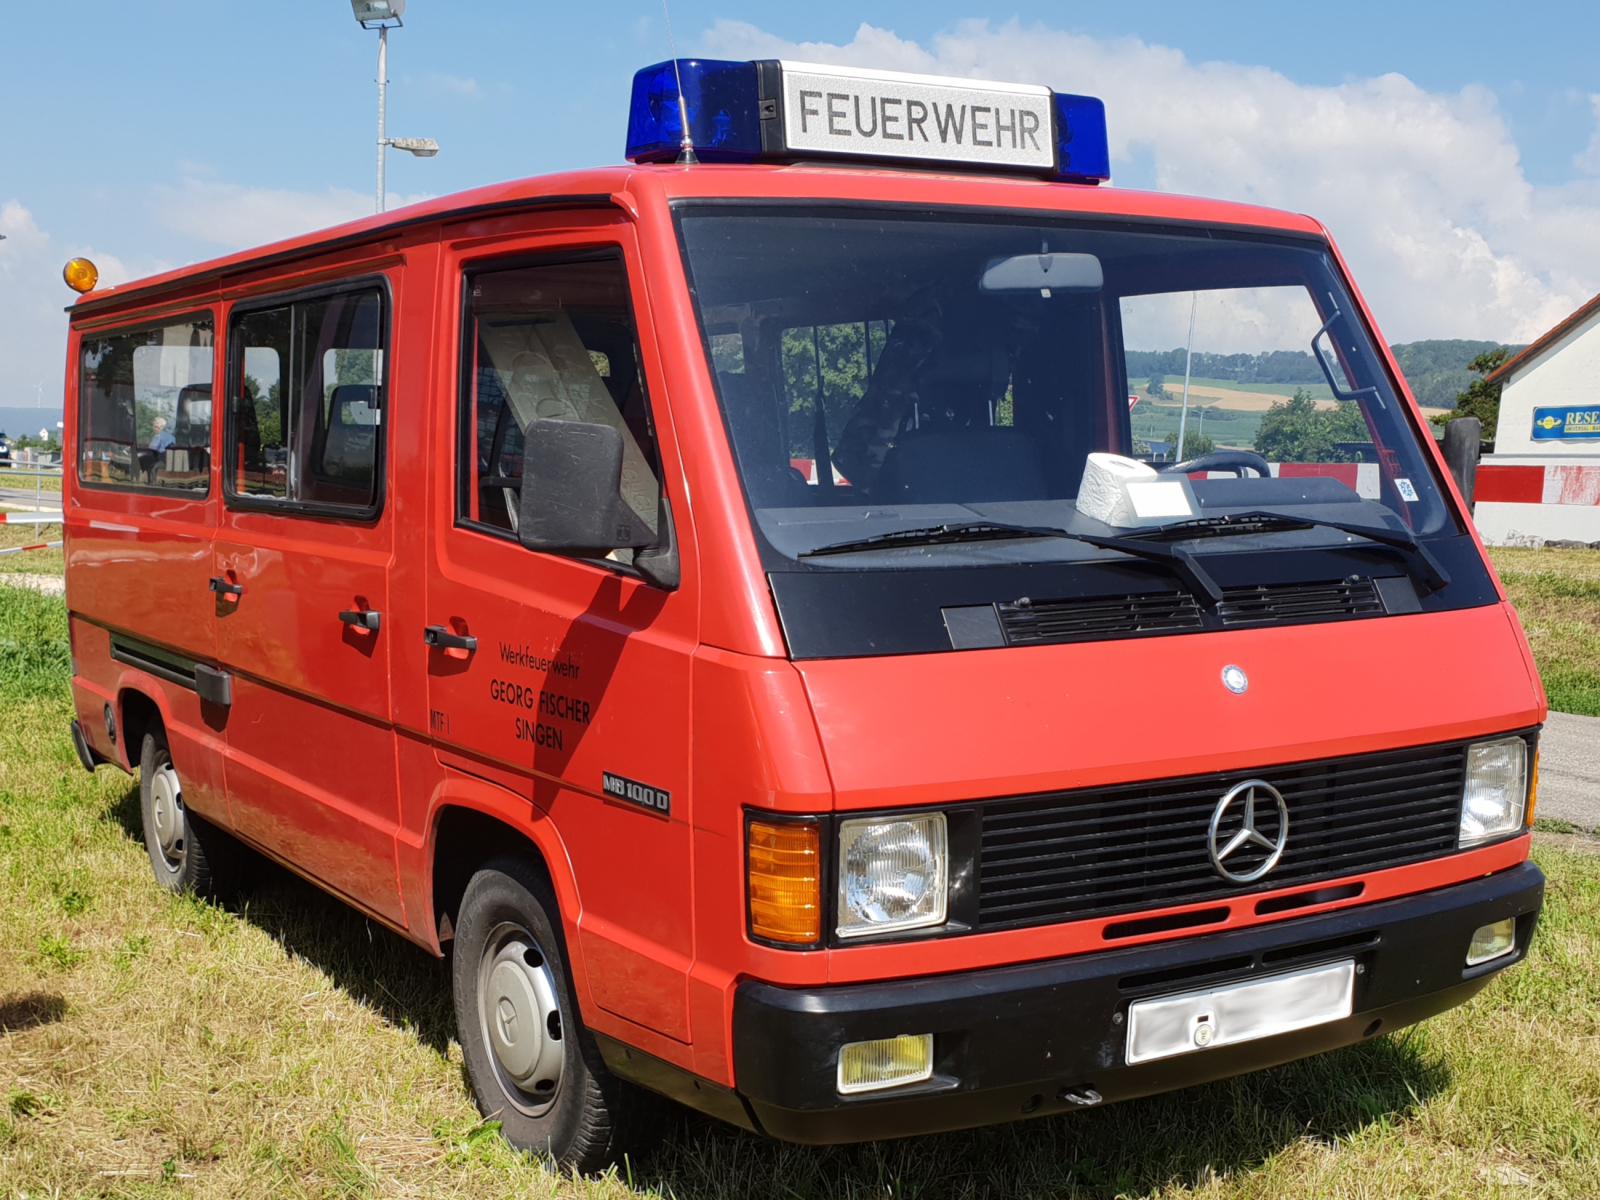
(451, 858, 666, 1173)
(138, 727, 239, 897)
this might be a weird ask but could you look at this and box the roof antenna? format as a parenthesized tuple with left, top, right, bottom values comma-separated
(661, 0, 698, 164)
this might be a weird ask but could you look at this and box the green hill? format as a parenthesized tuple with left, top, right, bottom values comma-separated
(1388, 340, 1522, 410)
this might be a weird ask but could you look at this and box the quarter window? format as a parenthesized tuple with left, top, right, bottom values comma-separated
(78, 314, 213, 492)
(458, 253, 662, 554)
(227, 286, 386, 512)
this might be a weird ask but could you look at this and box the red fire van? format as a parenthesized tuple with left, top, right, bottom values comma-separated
(63, 58, 1543, 1171)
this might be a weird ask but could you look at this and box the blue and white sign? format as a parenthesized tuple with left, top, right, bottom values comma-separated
(1532, 407, 1600, 440)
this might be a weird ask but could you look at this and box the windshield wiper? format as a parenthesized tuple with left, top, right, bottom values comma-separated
(798, 522, 1061, 557)
(1131, 511, 1450, 593)
(799, 521, 1225, 607)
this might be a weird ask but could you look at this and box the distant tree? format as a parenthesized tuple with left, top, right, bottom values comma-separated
(1180, 430, 1216, 459)
(1255, 389, 1367, 462)
(1146, 373, 1169, 400)
(1430, 347, 1511, 434)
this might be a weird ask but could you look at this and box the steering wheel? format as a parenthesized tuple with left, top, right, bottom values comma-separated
(1159, 449, 1272, 478)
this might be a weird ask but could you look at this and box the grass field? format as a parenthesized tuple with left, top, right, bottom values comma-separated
(1489, 545, 1600, 716)
(0, 553, 1596, 1196)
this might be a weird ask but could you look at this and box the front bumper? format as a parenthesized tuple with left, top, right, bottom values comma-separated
(733, 861, 1544, 1144)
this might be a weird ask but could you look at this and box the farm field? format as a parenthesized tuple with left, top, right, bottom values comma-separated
(0, 551, 1594, 1197)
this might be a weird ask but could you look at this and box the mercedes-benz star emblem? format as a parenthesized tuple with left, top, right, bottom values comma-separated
(1207, 779, 1289, 883)
(1221, 664, 1248, 694)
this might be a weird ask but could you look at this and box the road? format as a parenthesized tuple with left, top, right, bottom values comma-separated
(1534, 711, 1600, 830)
(0, 484, 60, 513)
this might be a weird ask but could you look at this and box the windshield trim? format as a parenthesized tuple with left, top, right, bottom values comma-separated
(669, 195, 1335, 248)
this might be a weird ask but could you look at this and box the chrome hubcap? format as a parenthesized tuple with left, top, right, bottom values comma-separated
(150, 763, 186, 867)
(479, 925, 564, 1113)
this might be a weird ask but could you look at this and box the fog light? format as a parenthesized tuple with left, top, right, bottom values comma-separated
(1466, 918, 1516, 966)
(837, 1034, 934, 1095)
(1459, 736, 1528, 847)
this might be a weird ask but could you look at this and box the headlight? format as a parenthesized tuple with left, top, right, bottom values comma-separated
(837, 813, 948, 938)
(1459, 736, 1529, 848)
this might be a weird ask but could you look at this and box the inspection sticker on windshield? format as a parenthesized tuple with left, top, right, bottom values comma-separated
(1395, 478, 1419, 502)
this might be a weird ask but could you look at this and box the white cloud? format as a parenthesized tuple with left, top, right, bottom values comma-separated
(152, 177, 375, 248)
(422, 71, 481, 98)
(0, 201, 134, 411)
(702, 19, 1600, 345)
(150, 175, 435, 251)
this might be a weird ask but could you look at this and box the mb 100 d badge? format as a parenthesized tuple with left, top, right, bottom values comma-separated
(602, 772, 671, 816)
(1207, 779, 1289, 883)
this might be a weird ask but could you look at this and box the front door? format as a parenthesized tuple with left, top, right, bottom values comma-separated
(425, 224, 698, 1042)
(215, 278, 403, 924)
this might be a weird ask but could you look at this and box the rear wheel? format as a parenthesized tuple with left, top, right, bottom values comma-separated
(451, 858, 665, 1173)
(138, 727, 238, 896)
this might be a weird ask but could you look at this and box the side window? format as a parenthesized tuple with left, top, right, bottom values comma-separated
(227, 286, 385, 512)
(458, 253, 661, 551)
(78, 314, 213, 492)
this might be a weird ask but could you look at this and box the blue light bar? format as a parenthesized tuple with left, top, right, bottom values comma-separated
(625, 59, 1110, 183)
(626, 59, 763, 164)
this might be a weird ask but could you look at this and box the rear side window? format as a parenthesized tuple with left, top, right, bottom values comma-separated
(78, 314, 213, 492)
(226, 285, 386, 514)
(457, 252, 662, 551)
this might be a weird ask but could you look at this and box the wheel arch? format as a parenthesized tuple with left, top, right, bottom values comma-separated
(427, 782, 585, 967)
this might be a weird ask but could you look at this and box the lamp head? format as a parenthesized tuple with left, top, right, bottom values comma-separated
(350, 0, 404, 27)
(389, 137, 439, 157)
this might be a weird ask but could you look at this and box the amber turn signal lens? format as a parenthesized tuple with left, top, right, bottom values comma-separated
(748, 819, 821, 944)
(1527, 748, 1539, 827)
(63, 257, 99, 294)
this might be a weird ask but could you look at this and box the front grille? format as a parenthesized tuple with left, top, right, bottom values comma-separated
(999, 592, 1203, 644)
(979, 740, 1475, 931)
(997, 577, 1385, 647)
(1217, 576, 1383, 626)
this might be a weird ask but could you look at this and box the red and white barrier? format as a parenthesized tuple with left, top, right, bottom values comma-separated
(0, 540, 62, 556)
(1475, 460, 1600, 545)
(0, 513, 62, 524)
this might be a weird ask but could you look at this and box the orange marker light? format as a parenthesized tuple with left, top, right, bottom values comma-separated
(63, 258, 99, 294)
(1527, 748, 1539, 827)
(748, 819, 821, 944)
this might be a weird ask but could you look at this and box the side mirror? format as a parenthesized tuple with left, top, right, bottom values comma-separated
(1441, 416, 1481, 513)
(518, 420, 657, 557)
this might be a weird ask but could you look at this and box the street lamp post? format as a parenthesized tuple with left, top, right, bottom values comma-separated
(351, 1, 440, 213)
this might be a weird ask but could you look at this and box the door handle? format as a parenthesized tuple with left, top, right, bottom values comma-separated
(423, 625, 477, 652)
(339, 609, 381, 631)
(209, 576, 243, 599)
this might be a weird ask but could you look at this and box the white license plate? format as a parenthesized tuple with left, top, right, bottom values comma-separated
(1125, 959, 1355, 1065)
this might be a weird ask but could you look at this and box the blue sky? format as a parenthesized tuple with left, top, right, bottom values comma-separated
(6, 1, 1600, 411)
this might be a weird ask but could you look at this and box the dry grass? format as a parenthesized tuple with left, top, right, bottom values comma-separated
(0, 561, 1593, 1195)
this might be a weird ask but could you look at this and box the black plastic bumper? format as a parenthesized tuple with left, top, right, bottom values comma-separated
(731, 861, 1544, 1144)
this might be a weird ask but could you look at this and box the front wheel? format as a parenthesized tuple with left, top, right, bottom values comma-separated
(451, 859, 665, 1173)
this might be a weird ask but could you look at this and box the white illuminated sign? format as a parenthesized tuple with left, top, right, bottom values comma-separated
(779, 61, 1056, 171)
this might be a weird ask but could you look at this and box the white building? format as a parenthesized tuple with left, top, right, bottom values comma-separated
(1475, 295, 1600, 545)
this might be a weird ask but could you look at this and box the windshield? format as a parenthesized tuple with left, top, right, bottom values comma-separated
(678, 208, 1456, 569)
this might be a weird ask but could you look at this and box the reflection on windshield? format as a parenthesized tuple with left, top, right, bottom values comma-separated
(678, 211, 1452, 567)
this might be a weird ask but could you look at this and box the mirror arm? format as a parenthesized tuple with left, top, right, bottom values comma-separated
(635, 493, 680, 590)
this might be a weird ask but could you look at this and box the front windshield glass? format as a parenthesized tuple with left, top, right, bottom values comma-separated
(677, 208, 1455, 569)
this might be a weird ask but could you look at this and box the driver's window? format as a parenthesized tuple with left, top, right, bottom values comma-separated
(458, 253, 662, 549)
(1120, 286, 1394, 486)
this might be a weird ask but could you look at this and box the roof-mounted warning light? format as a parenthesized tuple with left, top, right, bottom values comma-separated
(625, 58, 1110, 184)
